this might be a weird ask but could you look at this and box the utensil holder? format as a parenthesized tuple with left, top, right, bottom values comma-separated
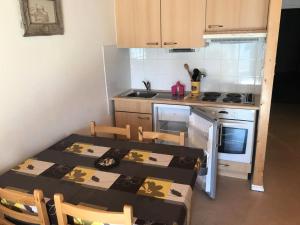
(191, 81, 200, 97)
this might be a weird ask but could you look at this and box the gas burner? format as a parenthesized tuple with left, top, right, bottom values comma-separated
(202, 96, 218, 102)
(203, 92, 221, 97)
(226, 93, 242, 98)
(223, 97, 242, 103)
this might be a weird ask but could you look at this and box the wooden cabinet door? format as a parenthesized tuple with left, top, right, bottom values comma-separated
(239, 0, 270, 31)
(161, 0, 206, 48)
(206, 0, 240, 31)
(206, 0, 269, 32)
(115, 112, 152, 140)
(115, 0, 161, 48)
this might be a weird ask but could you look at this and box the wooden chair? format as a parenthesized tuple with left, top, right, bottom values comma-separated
(54, 194, 133, 225)
(90, 121, 131, 140)
(0, 188, 49, 225)
(138, 127, 185, 146)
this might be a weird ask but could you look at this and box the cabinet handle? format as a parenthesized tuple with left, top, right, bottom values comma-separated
(146, 42, 159, 46)
(208, 25, 224, 28)
(219, 163, 230, 167)
(164, 42, 178, 46)
(138, 116, 150, 120)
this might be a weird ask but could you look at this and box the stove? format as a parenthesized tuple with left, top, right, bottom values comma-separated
(199, 92, 255, 105)
(202, 92, 221, 102)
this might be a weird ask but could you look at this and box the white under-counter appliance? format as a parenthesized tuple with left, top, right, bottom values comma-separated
(202, 107, 256, 164)
(153, 104, 220, 199)
(153, 101, 257, 196)
(153, 104, 256, 163)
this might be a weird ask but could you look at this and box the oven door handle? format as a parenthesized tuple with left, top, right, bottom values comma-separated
(220, 120, 254, 127)
(218, 111, 229, 114)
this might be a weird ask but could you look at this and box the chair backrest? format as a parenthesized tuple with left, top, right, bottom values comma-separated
(90, 121, 131, 140)
(0, 188, 49, 225)
(138, 127, 185, 146)
(54, 194, 133, 225)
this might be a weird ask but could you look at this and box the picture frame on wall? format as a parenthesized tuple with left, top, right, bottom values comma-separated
(19, 0, 64, 37)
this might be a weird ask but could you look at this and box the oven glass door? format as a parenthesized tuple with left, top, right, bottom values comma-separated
(218, 120, 255, 163)
(219, 127, 248, 154)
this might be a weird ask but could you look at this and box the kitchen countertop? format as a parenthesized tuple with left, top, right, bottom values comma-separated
(113, 90, 261, 110)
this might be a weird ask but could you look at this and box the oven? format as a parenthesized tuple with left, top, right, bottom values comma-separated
(202, 107, 256, 164)
(218, 119, 255, 163)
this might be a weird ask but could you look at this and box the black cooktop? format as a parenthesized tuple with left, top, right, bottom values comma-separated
(200, 92, 254, 104)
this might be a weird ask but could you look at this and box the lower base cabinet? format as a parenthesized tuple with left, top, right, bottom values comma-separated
(115, 111, 152, 140)
(218, 160, 252, 180)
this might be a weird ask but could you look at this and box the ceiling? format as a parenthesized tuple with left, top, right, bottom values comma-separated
(282, 0, 300, 9)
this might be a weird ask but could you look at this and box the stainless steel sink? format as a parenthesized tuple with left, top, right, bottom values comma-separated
(126, 91, 158, 98)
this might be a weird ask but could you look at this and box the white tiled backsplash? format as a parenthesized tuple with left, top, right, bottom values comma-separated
(130, 39, 265, 94)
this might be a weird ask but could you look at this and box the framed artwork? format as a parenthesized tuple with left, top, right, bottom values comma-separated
(19, 0, 64, 37)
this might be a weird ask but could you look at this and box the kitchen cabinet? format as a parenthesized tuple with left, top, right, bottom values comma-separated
(114, 99, 153, 140)
(115, 112, 152, 140)
(206, 0, 270, 32)
(115, 0, 161, 48)
(161, 0, 206, 48)
(114, 99, 152, 114)
(115, 0, 206, 48)
(218, 160, 252, 180)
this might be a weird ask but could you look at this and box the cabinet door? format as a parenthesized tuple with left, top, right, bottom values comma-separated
(206, 0, 240, 31)
(206, 0, 269, 32)
(115, 112, 153, 140)
(239, 0, 270, 31)
(188, 108, 219, 199)
(116, 0, 161, 48)
(161, 0, 206, 48)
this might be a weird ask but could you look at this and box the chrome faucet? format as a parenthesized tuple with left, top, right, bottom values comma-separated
(143, 81, 151, 92)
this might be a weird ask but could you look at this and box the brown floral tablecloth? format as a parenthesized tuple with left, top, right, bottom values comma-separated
(0, 134, 206, 225)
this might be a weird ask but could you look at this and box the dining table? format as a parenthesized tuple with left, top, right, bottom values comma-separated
(0, 134, 207, 225)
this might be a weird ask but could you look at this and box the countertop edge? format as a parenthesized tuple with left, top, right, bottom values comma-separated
(112, 91, 261, 110)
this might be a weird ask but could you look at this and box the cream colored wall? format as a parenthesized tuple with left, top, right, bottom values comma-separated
(0, 0, 116, 173)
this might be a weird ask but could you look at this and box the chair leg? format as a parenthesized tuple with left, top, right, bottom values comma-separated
(138, 127, 143, 142)
(125, 125, 131, 140)
(90, 121, 96, 136)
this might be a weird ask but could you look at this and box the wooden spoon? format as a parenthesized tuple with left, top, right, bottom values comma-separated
(184, 64, 193, 80)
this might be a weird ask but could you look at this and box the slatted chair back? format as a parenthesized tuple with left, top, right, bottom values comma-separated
(54, 194, 133, 225)
(138, 126, 185, 146)
(0, 188, 49, 225)
(90, 121, 131, 140)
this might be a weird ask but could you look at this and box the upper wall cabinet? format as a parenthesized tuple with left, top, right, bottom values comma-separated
(161, 0, 206, 48)
(115, 0, 161, 48)
(206, 0, 270, 32)
(115, 0, 206, 48)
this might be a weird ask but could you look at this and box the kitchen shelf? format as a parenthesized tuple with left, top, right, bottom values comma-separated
(158, 120, 188, 133)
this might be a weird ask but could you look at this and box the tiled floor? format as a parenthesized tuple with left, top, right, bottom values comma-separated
(192, 103, 300, 225)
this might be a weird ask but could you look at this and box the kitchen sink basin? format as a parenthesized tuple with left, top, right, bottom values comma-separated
(126, 91, 158, 98)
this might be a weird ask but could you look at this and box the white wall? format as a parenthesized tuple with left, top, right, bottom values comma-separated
(282, 0, 300, 9)
(131, 40, 265, 94)
(0, 0, 116, 173)
(103, 45, 131, 121)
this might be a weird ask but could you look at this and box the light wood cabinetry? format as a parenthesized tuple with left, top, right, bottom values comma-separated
(218, 160, 252, 180)
(239, 0, 270, 31)
(206, 0, 270, 32)
(115, 0, 161, 48)
(114, 100, 152, 114)
(115, 112, 152, 140)
(114, 99, 153, 140)
(115, 0, 206, 48)
(161, 0, 206, 48)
